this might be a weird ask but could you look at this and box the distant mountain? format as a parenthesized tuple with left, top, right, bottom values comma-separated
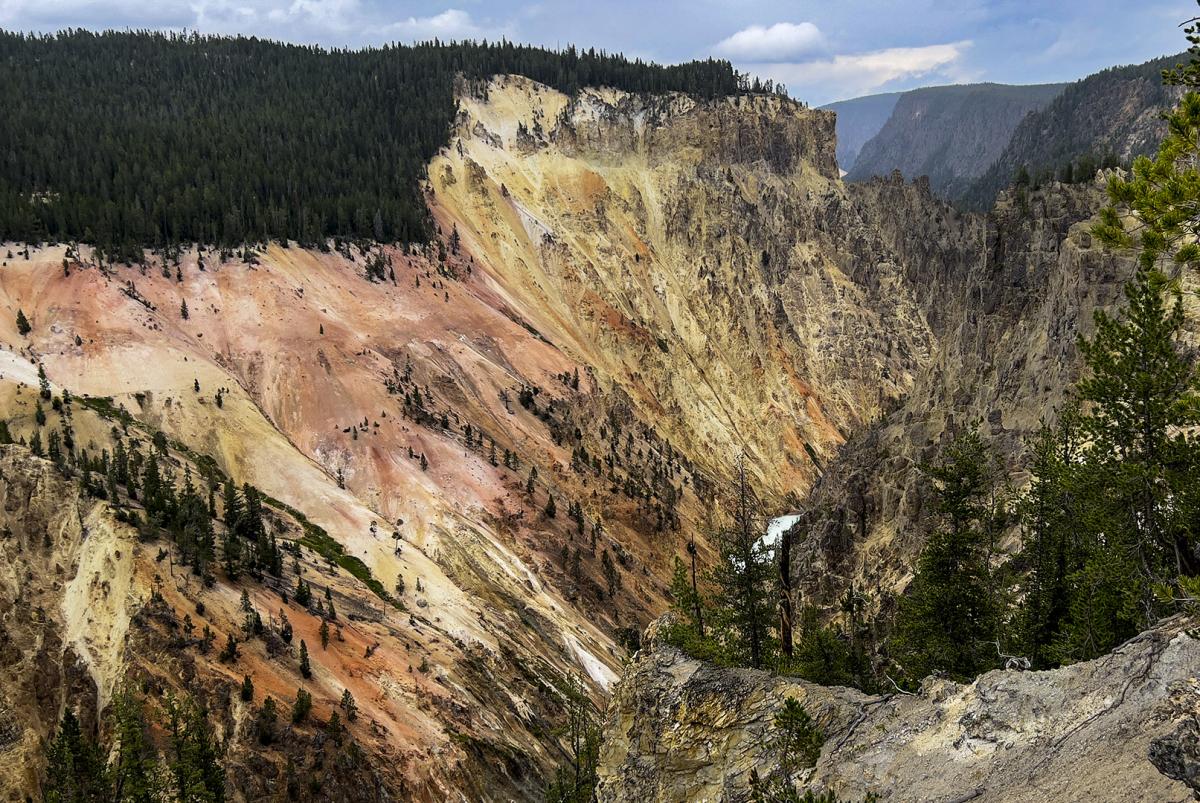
(820, 91, 902, 173)
(845, 82, 1066, 197)
(961, 54, 1182, 209)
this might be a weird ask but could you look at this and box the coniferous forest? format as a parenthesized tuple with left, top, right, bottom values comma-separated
(0, 30, 766, 259)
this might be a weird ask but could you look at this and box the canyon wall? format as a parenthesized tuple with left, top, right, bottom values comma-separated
(0, 73, 1164, 800)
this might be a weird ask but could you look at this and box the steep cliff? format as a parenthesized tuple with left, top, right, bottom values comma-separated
(596, 616, 1200, 802)
(820, 91, 903, 173)
(427, 76, 927, 502)
(793, 176, 1141, 614)
(846, 83, 1065, 198)
(962, 54, 1182, 209)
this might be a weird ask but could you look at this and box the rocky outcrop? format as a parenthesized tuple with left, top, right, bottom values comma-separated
(430, 76, 976, 507)
(597, 618, 1200, 803)
(0, 445, 142, 800)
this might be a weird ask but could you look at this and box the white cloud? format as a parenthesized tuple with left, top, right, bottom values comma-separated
(380, 9, 493, 42)
(753, 41, 973, 103)
(0, 1, 509, 46)
(713, 21, 824, 62)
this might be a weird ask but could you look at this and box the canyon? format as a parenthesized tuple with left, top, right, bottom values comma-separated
(0, 70, 1187, 801)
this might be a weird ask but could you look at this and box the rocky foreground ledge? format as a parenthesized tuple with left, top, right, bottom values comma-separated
(595, 617, 1200, 802)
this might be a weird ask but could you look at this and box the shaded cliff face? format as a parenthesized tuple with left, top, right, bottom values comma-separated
(792, 176, 1140, 614)
(820, 92, 903, 173)
(962, 54, 1182, 209)
(596, 616, 1199, 803)
(846, 83, 1065, 198)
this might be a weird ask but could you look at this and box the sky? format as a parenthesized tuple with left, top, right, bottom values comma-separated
(0, 0, 1193, 105)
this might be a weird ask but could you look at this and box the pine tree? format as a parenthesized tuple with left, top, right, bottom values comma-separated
(669, 556, 705, 633)
(319, 619, 330, 650)
(1032, 267, 1200, 664)
(339, 689, 357, 721)
(708, 459, 776, 669)
(43, 709, 110, 803)
(110, 692, 161, 803)
(163, 695, 225, 803)
(180, 299, 189, 320)
(291, 688, 312, 724)
(601, 550, 620, 599)
(255, 698, 278, 745)
(240, 675, 255, 702)
(295, 576, 312, 606)
(543, 675, 601, 803)
(792, 606, 855, 687)
(1077, 267, 1200, 602)
(774, 697, 824, 783)
(299, 639, 312, 678)
(15, 308, 30, 336)
(1015, 412, 1084, 668)
(222, 479, 242, 528)
(220, 633, 238, 663)
(891, 431, 1004, 682)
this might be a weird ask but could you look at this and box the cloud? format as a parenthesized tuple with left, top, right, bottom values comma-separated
(380, 8, 493, 41)
(754, 41, 973, 103)
(0, 1, 509, 46)
(713, 21, 824, 62)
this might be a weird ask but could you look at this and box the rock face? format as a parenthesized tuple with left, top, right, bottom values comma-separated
(846, 83, 1065, 198)
(429, 76, 932, 501)
(597, 618, 1200, 803)
(793, 176, 1140, 614)
(962, 53, 1182, 209)
(820, 91, 903, 173)
(0, 446, 127, 801)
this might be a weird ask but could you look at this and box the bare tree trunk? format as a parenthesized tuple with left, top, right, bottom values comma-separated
(687, 537, 705, 639)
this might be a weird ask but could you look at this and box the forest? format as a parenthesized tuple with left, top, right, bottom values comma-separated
(0, 30, 779, 259)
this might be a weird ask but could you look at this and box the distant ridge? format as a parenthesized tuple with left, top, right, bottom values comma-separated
(828, 52, 1185, 210)
(960, 53, 1182, 209)
(820, 91, 903, 172)
(844, 82, 1066, 197)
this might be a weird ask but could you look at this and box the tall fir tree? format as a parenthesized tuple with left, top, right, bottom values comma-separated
(708, 458, 776, 669)
(891, 431, 1004, 683)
